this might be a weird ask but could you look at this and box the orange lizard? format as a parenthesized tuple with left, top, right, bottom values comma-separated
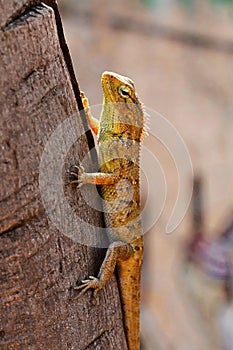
(71, 72, 145, 350)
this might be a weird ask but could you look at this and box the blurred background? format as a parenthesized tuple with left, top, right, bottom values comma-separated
(58, 1, 233, 349)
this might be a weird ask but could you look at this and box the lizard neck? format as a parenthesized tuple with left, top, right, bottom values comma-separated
(98, 101, 144, 143)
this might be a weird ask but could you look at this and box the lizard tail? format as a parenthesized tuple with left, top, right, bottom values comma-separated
(117, 243, 143, 350)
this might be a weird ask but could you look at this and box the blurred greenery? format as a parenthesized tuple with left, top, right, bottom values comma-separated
(141, 0, 157, 8)
(140, 0, 233, 8)
(211, 0, 233, 3)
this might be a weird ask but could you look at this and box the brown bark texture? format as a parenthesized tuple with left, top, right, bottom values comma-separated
(0, 1, 127, 349)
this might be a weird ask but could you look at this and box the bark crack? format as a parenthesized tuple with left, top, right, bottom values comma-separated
(0, 202, 44, 235)
(0, 177, 38, 203)
(1, 1, 42, 31)
(82, 327, 115, 350)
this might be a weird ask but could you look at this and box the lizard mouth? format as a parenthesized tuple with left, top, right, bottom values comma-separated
(101, 71, 116, 103)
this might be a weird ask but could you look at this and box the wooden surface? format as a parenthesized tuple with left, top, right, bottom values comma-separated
(0, 1, 127, 349)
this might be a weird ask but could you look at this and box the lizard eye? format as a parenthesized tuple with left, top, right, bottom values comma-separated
(118, 85, 130, 97)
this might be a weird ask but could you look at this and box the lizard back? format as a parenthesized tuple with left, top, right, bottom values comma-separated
(98, 72, 145, 350)
(98, 72, 145, 244)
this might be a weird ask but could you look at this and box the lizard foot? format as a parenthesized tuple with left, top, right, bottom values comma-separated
(80, 91, 90, 113)
(66, 165, 85, 189)
(73, 276, 102, 305)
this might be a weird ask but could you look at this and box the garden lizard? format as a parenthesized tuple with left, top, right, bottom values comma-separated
(71, 72, 146, 350)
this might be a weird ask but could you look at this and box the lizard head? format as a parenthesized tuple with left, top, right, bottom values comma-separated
(100, 71, 145, 141)
(102, 71, 137, 104)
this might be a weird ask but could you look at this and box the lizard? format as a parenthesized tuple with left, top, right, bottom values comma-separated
(70, 71, 146, 350)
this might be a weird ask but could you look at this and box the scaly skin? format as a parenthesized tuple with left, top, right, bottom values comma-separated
(72, 72, 145, 350)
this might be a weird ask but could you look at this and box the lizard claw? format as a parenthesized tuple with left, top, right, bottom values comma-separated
(73, 276, 102, 305)
(66, 164, 85, 189)
(70, 171, 79, 178)
(72, 164, 85, 173)
(74, 276, 100, 291)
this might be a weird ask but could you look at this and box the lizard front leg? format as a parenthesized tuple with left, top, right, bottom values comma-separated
(81, 91, 99, 135)
(68, 164, 119, 188)
(74, 241, 134, 299)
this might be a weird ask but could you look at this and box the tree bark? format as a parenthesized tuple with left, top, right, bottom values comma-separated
(0, 1, 127, 349)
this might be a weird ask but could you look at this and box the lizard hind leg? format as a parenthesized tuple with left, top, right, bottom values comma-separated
(74, 241, 134, 301)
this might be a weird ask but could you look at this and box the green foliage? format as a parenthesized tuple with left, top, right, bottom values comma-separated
(140, 0, 233, 8)
(140, 0, 157, 8)
(211, 0, 233, 3)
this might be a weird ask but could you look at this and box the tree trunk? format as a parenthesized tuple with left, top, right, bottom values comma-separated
(0, 1, 127, 349)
